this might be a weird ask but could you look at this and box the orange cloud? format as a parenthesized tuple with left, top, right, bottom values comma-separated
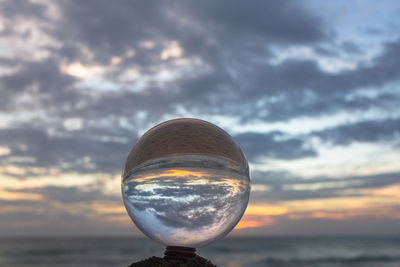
(235, 214, 274, 229)
(234, 204, 287, 229)
(92, 203, 126, 215)
(0, 190, 43, 201)
(245, 205, 288, 216)
(235, 220, 267, 229)
(133, 168, 210, 181)
(164, 169, 201, 177)
(364, 184, 400, 197)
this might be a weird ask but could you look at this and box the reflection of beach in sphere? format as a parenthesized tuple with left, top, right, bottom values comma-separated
(122, 154, 250, 248)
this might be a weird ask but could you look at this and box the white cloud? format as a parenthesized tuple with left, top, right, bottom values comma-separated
(0, 14, 61, 61)
(63, 118, 83, 131)
(226, 108, 400, 135)
(160, 40, 183, 60)
(253, 142, 400, 178)
(139, 40, 155, 49)
(60, 62, 105, 79)
(110, 56, 122, 66)
(124, 49, 136, 58)
(29, 0, 62, 20)
(269, 45, 357, 73)
(118, 68, 140, 82)
(0, 146, 11, 156)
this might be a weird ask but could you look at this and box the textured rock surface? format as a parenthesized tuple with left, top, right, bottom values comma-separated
(128, 256, 217, 267)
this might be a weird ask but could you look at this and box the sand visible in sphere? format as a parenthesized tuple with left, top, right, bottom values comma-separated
(123, 118, 247, 177)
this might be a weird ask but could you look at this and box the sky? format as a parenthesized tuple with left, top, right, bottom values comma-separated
(0, 0, 400, 237)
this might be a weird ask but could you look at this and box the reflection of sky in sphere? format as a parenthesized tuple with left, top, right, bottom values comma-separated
(122, 155, 250, 248)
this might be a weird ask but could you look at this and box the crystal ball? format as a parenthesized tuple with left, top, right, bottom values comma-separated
(122, 118, 251, 248)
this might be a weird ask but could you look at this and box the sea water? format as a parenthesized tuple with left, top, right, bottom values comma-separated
(1, 236, 400, 267)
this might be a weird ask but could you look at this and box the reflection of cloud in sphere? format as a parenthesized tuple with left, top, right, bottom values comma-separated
(122, 154, 250, 248)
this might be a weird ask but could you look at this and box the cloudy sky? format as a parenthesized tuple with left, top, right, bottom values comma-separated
(0, 0, 400, 237)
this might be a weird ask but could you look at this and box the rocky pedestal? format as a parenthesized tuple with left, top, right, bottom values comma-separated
(128, 256, 217, 267)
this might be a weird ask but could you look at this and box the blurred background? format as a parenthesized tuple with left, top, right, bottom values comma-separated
(0, 0, 399, 266)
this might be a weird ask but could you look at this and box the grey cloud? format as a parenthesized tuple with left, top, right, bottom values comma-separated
(207, 35, 399, 125)
(0, 203, 100, 234)
(314, 118, 400, 146)
(0, 59, 77, 111)
(53, 0, 171, 64)
(314, 46, 339, 57)
(0, 0, 46, 19)
(234, 132, 317, 162)
(0, 199, 40, 207)
(251, 171, 400, 202)
(227, 37, 400, 122)
(175, 0, 331, 44)
(249, 41, 399, 97)
(70, 89, 180, 122)
(240, 91, 400, 123)
(35, 0, 335, 123)
(365, 27, 385, 35)
(0, 124, 136, 175)
(165, 36, 400, 124)
(252, 170, 400, 188)
(47, 0, 333, 110)
(2, 0, 399, 126)
(9, 186, 119, 204)
(0, 0, 365, 125)
(52, 0, 329, 63)
(341, 41, 361, 54)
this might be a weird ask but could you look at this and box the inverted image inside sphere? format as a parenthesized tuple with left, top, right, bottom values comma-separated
(122, 154, 250, 248)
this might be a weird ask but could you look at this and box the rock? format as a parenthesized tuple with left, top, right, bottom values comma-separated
(128, 256, 217, 267)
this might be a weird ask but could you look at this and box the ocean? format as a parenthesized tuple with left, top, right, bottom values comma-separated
(0, 236, 399, 267)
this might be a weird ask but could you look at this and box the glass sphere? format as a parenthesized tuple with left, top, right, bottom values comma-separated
(122, 118, 250, 248)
